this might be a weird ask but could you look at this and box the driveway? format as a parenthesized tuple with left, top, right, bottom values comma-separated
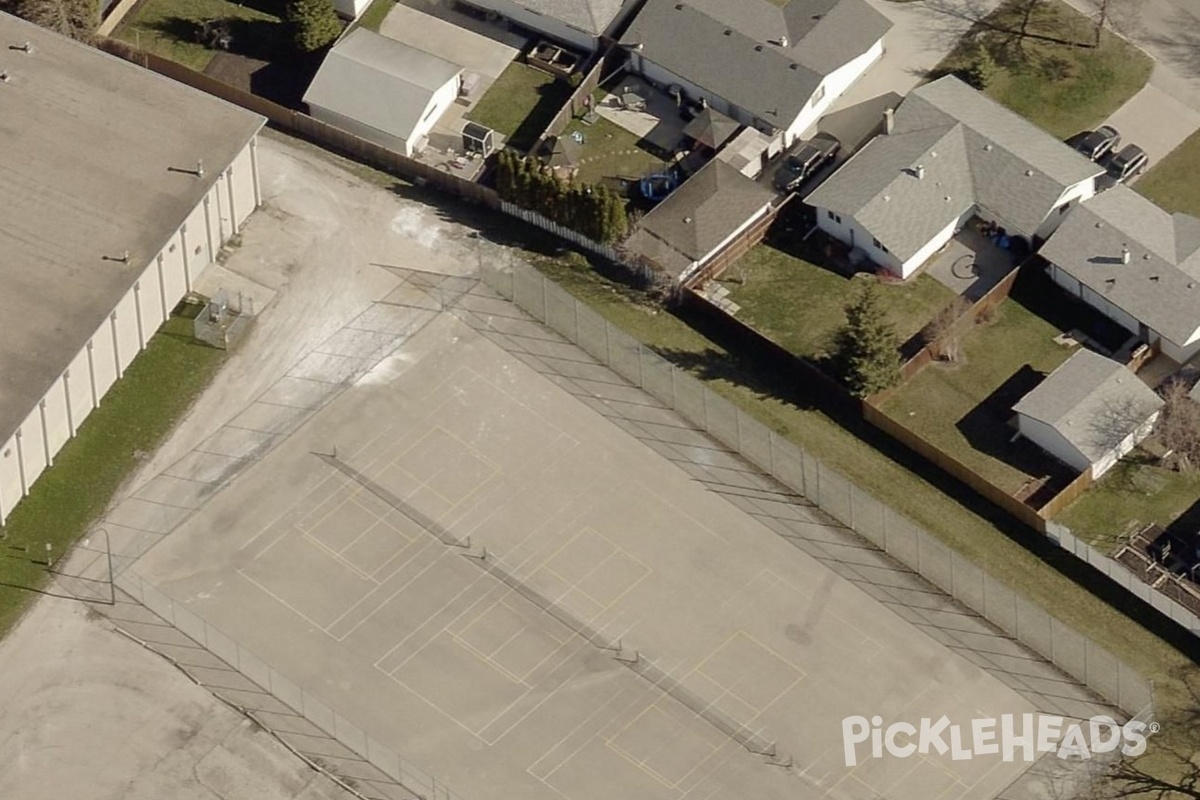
(1098, 70, 1200, 167)
(826, 0, 1006, 115)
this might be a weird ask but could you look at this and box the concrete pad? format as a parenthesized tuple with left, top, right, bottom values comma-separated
(199, 426, 282, 460)
(379, 4, 517, 81)
(192, 262, 278, 318)
(257, 376, 338, 410)
(0, 598, 353, 800)
(1101, 78, 1200, 165)
(134, 310, 1042, 800)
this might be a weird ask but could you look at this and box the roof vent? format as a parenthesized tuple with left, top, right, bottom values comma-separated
(931, 150, 938, 158)
(915, 165, 925, 180)
(944, 195, 951, 202)
(724, 28, 732, 35)
(1095, 221, 1103, 228)
(883, 195, 890, 202)
(1143, 253, 1151, 260)
(0, 71, 8, 83)
(755, 45, 763, 52)
(789, 62, 799, 70)
(674, 3, 683, 8)
(779, 35, 789, 47)
(1150, 275, 1160, 282)
(1025, 169, 1034, 177)
(683, 216, 692, 224)
(1121, 245, 1130, 265)
(984, 143, 993, 151)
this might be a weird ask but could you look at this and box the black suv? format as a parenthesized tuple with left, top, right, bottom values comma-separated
(1067, 126, 1121, 161)
(1097, 144, 1149, 190)
(774, 134, 840, 193)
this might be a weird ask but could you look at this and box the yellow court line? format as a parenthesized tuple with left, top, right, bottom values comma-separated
(234, 568, 340, 641)
(324, 536, 442, 639)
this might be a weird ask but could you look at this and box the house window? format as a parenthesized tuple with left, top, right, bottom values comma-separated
(827, 210, 841, 224)
(872, 237, 888, 253)
(812, 85, 826, 105)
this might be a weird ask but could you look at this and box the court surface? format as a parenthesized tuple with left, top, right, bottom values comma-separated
(130, 286, 1046, 800)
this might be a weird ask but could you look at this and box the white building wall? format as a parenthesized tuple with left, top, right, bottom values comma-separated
(898, 211, 972, 279)
(815, 208, 901, 274)
(785, 38, 884, 148)
(333, 0, 372, 20)
(0, 134, 261, 525)
(410, 78, 461, 153)
(309, 105, 412, 156)
(1034, 177, 1097, 240)
(1017, 415, 1091, 473)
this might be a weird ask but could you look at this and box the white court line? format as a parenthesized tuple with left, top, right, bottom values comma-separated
(235, 567, 340, 639)
(328, 537, 448, 641)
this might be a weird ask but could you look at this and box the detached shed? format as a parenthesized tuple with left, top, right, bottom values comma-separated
(304, 28, 463, 158)
(1013, 349, 1164, 479)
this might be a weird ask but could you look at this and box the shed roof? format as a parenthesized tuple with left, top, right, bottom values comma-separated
(626, 159, 775, 279)
(1013, 349, 1164, 465)
(303, 28, 462, 145)
(1040, 186, 1200, 346)
(0, 12, 264, 443)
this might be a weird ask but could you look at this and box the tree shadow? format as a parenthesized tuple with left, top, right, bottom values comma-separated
(506, 79, 575, 154)
(955, 364, 1078, 501)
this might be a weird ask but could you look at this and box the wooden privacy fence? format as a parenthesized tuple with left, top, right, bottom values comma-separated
(528, 46, 613, 151)
(862, 403, 1048, 532)
(1037, 468, 1094, 520)
(682, 199, 790, 290)
(96, 40, 501, 208)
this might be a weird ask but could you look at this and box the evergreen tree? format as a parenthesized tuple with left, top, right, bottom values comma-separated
(830, 282, 902, 396)
(286, 0, 340, 53)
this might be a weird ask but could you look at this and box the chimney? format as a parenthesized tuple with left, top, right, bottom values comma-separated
(916, 165, 925, 180)
(18, 41, 32, 54)
(883, 107, 894, 135)
(1121, 244, 1130, 265)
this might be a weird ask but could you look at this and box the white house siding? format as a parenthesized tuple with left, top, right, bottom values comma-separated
(411, 79, 461, 154)
(899, 209, 973, 279)
(785, 38, 885, 148)
(334, 0, 372, 19)
(815, 209, 900, 273)
(632, 56, 745, 124)
(1157, 332, 1200, 363)
(1034, 178, 1096, 240)
(463, 0, 598, 50)
(0, 135, 260, 525)
(1016, 415, 1091, 473)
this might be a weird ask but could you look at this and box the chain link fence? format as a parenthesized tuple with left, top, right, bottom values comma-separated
(479, 255, 1155, 717)
(116, 570, 468, 800)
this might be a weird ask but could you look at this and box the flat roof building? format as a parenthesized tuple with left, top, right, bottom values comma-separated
(0, 11, 265, 523)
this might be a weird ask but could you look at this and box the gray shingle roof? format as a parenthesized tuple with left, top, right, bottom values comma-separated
(626, 160, 776, 278)
(1013, 349, 1163, 465)
(515, 0, 630, 35)
(0, 11, 265, 444)
(1040, 186, 1200, 345)
(620, 0, 891, 127)
(304, 29, 461, 145)
(806, 76, 1102, 261)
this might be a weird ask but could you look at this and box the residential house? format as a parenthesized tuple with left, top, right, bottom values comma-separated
(806, 76, 1103, 279)
(1012, 349, 1163, 480)
(458, 0, 640, 51)
(620, 0, 892, 151)
(1041, 186, 1200, 364)
(624, 159, 777, 284)
(304, 29, 463, 158)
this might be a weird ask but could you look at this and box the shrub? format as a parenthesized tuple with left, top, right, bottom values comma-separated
(286, 0, 340, 53)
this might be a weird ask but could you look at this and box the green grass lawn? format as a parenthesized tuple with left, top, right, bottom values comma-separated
(881, 298, 1074, 492)
(723, 244, 955, 362)
(466, 62, 574, 153)
(932, 0, 1152, 138)
(0, 312, 225, 636)
(114, 0, 284, 71)
(354, 0, 394, 32)
(1058, 459, 1200, 550)
(1136, 127, 1200, 217)
(560, 113, 668, 186)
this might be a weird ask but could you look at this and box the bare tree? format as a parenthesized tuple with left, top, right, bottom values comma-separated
(1155, 379, 1200, 471)
(1097, 668, 1200, 799)
(15, 0, 97, 41)
(921, 297, 971, 362)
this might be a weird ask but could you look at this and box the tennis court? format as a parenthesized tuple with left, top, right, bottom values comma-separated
(129, 287, 1046, 800)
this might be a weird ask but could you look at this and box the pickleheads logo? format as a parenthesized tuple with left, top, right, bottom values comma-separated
(841, 714, 1157, 766)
